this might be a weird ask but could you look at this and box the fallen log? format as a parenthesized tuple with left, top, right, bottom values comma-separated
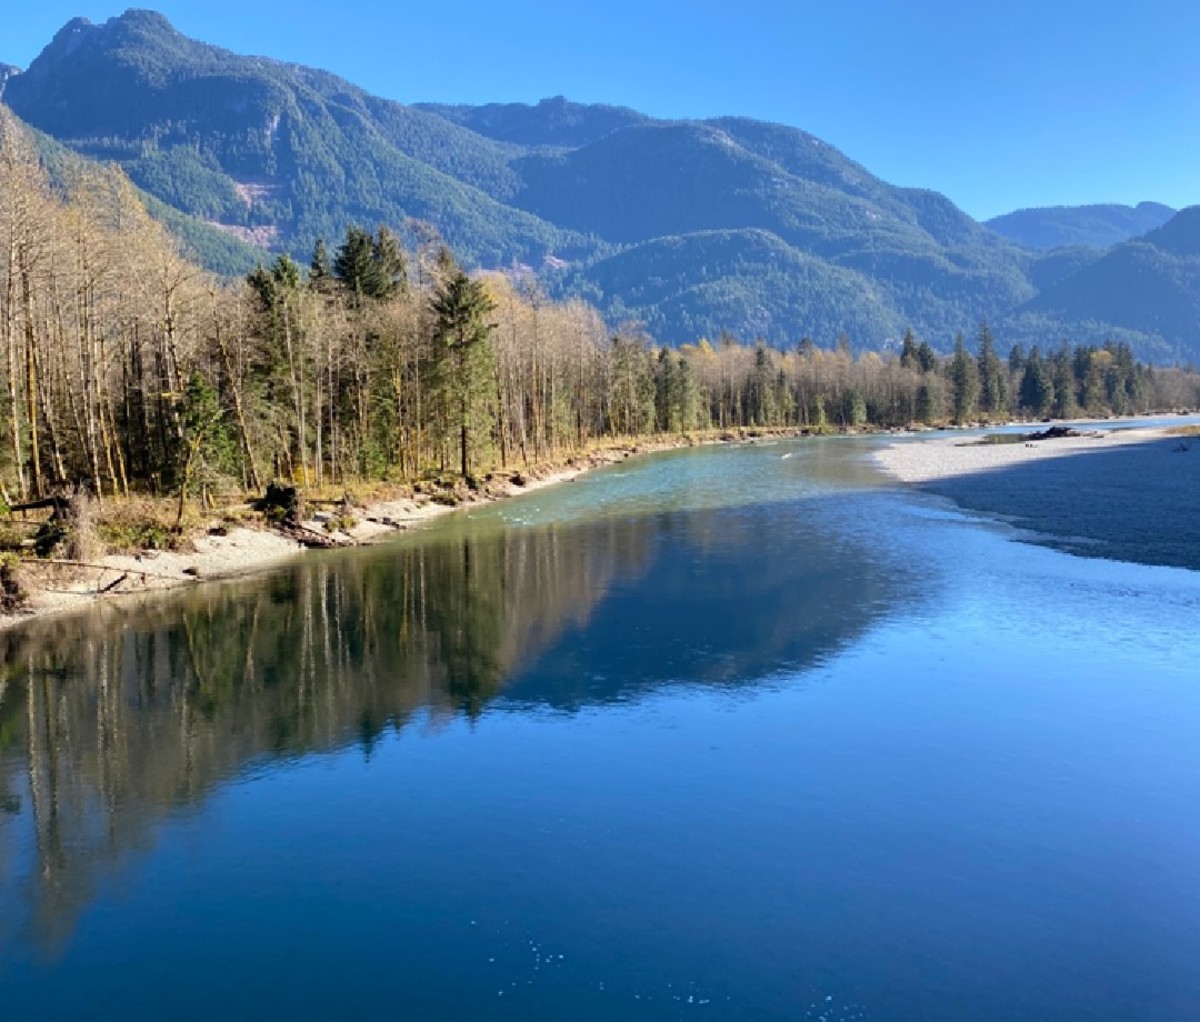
(8, 496, 69, 514)
(32, 558, 200, 583)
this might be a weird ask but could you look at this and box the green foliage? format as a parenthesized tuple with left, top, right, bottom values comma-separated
(977, 322, 1008, 417)
(334, 226, 407, 300)
(949, 332, 980, 424)
(1019, 347, 1055, 418)
(428, 269, 497, 477)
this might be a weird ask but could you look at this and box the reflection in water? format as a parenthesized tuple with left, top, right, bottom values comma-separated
(0, 466, 907, 955)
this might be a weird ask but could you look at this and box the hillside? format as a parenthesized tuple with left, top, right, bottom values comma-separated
(414, 95, 651, 148)
(987, 202, 1176, 250)
(1010, 207, 1200, 362)
(4, 10, 1197, 359)
(3, 11, 582, 266)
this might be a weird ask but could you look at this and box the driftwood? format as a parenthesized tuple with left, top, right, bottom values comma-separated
(97, 573, 130, 594)
(33, 558, 199, 583)
(276, 524, 343, 549)
(1024, 426, 1085, 441)
(8, 495, 69, 514)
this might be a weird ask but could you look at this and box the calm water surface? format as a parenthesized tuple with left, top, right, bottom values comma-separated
(1, 438, 1198, 1021)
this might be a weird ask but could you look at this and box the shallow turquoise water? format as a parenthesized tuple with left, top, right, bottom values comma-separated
(1, 438, 1198, 1020)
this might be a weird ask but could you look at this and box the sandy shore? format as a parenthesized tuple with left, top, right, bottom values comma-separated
(875, 426, 1200, 570)
(0, 432, 763, 631)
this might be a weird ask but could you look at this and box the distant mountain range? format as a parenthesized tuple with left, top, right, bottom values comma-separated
(2, 10, 1197, 361)
(986, 202, 1177, 250)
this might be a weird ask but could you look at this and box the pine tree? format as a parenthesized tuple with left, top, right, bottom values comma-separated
(948, 332, 980, 424)
(899, 329, 920, 371)
(1019, 346, 1055, 417)
(976, 321, 1007, 418)
(429, 269, 496, 478)
(309, 238, 332, 286)
(334, 226, 383, 300)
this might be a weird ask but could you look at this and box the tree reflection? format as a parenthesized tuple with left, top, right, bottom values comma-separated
(0, 494, 911, 953)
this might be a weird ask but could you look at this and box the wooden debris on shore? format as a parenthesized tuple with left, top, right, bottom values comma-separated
(1024, 426, 1086, 441)
(251, 484, 346, 548)
(0, 553, 28, 612)
(253, 483, 306, 526)
(8, 489, 98, 560)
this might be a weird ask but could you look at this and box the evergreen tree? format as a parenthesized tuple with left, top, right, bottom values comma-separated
(333, 225, 382, 299)
(309, 238, 332, 286)
(429, 269, 496, 478)
(371, 226, 407, 300)
(916, 341, 939, 374)
(1019, 346, 1055, 417)
(948, 332, 980, 424)
(899, 329, 920, 371)
(1050, 346, 1079, 419)
(976, 321, 1007, 418)
(915, 383, 937, 424)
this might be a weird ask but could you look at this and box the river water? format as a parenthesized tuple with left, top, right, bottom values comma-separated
(1, 438, 1198, 1021)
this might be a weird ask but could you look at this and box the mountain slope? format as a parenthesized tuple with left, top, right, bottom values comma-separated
(2, 101, 265, 275)
(1008, 207, 1200, 361)
(3, 10, 583, 265)
(554, 229, 903, 343)
(986, 202, 1176, 250)
(415, 95, 650, 148)
(5, 10, 1197, 359)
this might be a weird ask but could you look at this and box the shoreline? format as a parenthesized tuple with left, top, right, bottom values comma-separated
(5, 414, 1195, 631)
(874, 423, 1199, 571)
(873, 424, 1184, 484)
(0, 429, 807, 632)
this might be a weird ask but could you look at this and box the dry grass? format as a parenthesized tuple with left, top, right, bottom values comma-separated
(94, 498, 191, 555)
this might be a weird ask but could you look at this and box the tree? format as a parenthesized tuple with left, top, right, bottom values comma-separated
(976, 321, 1007, 418)
(309, 238, 332, 286)
(948, 332, 979, 424)
(429, 269, 496, 478)
(899, 329, 920, 371)
(1019, 346, 1055, 417)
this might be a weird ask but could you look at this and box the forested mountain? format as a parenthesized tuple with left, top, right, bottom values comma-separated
(2, 11, 582, 268)
(414, 96, 651, 148)
(1010, 207, 1200, 362)
(3, 9, 1198, 359)
(987, 202, 1177, 250)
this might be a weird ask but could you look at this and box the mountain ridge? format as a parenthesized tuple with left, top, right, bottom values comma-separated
(4, 9, 1197, 360)
(986, 202, 1177, 251)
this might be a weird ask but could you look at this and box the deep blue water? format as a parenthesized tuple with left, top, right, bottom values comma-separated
(1, 438, 1198, 1020)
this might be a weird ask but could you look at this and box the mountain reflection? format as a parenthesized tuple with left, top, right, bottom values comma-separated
(0, 492, 909, 952)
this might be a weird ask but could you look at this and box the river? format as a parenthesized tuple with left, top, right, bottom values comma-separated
(2, 437, 1198, 1020)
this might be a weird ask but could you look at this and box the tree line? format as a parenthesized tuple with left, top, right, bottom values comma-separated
(3, 109, 1199, 510)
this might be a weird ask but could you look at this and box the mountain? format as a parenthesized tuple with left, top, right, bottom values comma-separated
(3, 11, 583, 266)
(1, 101, 266, 275)
(4, 10, 1198, 360)
(414, 95, 650, 148)
(987, 202, 1176, 251)
(1009, 207, 1200, 362)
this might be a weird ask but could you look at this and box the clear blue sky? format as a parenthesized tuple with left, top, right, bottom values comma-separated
(5, 1, 1197, 219)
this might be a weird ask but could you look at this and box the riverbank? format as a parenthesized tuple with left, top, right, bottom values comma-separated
(0, 428, 810, 631)
(875, 424, 1200, 570)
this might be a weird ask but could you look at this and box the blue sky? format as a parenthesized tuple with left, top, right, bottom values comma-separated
(5, 1, 1197, 219)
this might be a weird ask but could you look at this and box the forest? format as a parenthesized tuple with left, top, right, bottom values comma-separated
(3, 107, 1199, 519)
